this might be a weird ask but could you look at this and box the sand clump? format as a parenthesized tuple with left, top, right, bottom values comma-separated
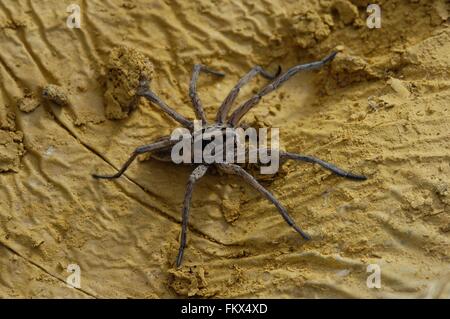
(0, 105, 16, 132)
(328, 50, 381, 87)
(0, 18, 27, 30)
(103, 46, 154, 120)
(0, 129, 24, 173)
(168, 266, 214, 297)
(17, 94, 41, 113)
(42, 84, 70, 107)
(290, 7, 333, 49)
(0, 103, 24, 172)
(332, 0, 360, 26)
(288, 0, 363, 51)
(18, 85, 69, 113)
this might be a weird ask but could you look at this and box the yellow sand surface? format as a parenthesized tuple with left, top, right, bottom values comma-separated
(0, 0, 449, 298)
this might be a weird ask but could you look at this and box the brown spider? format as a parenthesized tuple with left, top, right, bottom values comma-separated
(93, 51, 367, 267)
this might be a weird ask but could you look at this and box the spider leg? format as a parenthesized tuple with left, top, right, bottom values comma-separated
(135, 76, 193, 129)
(190, 64, 225, 124)
(215, 65, 281, 124)
(92, 138, 174, 180)
(216, 163, 310, 240)
(176, 164, 209, 267)
(228, 51, 337, 126)
(280, 151, 367, 181)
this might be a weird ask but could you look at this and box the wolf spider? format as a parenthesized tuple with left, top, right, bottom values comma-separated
(93, 51, 366, 267)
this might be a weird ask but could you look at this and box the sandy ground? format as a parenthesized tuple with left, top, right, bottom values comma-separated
(0, 0, 449, 298)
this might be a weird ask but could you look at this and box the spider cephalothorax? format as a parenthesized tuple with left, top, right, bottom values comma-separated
(93, 51, 367, 267)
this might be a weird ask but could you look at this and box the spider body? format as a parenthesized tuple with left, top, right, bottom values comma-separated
(138, 124, 234, 163)
(93, 51, 367, 267)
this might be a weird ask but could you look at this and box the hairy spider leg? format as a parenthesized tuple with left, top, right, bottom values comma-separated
(215, 65, 281, 124)
(228, 51, 337, 126)
(176, 164, 209, 267)
(216, 163, 310, 240)
(136, 76, 193, 129)
(92, 138, 174, 179)
(280, 152, 367, 180)
(190, 64, 225, 125)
